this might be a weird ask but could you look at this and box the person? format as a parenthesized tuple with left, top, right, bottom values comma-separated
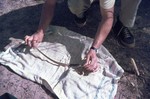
(25, 0, 141, 72)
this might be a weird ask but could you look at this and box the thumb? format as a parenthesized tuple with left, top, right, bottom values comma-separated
(84, 55, 90, 66)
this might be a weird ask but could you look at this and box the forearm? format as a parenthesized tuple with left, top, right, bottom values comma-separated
(37, 0, 56, 33)
(92, 7, 114, 48)
(92, 17, 113, 48)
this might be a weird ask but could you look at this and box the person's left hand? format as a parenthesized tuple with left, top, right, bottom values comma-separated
(83, 49, 99, 72)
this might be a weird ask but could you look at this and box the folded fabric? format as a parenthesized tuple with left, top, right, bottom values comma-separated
(0, 26, 124, 99)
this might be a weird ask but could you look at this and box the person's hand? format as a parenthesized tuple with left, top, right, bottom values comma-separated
(84, 49, 99, 72)
(25, 31, 44, 48)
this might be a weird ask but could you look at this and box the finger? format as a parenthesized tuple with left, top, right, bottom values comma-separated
(86, 64, 94, 71)
(84, 55, 90, 66)
(86, 67, 96, 72)
(91, 59, 98, 72)
(24, 35, 30, 44)
(27, 39, 32, 47)
(93, 63, 99, 72)
(32, 40, 39, 48)
(86, 59, 97, 72)
(25, 35, 32, 47)
(85, 65, 94, 72)
(85, 57, 94, 68)
(27, 37, 33, 47)
(90, 58, 96, 66)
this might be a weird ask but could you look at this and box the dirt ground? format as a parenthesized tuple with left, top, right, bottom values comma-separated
(0, 0, 150, 99)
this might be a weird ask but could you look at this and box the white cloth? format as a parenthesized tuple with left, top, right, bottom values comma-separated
(0, 26, 124, 99)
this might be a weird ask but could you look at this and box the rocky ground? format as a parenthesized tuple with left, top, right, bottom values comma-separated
(0, 0, 150, 99)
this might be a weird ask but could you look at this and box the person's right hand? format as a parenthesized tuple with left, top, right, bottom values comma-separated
(83, 49, 99, 72)
(25, 31, 44, 48)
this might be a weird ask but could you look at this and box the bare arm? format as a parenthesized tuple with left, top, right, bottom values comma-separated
(37, 0, 57, 33)
(84, 7, 114, 72)
(92, 7, 114, 48)
(25, 0, 57, 47)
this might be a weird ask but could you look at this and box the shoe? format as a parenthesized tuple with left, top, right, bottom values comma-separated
(113, 18, 135, 48)
(74, 14, 87, 27)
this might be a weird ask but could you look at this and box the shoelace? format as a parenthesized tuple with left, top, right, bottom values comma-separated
(123, 27, 132, 38)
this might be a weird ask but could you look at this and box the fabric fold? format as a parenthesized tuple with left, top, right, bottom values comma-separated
(0, 26, 124, 99)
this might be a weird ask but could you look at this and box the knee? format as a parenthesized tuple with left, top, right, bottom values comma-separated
(68, 0, 80, 15)
(133, 0, 142, 5)
(68, 0, 91, 16)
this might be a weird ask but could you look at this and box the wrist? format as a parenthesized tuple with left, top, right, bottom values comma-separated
(36, 29, 45, 35)
(90, 46, 98, 53)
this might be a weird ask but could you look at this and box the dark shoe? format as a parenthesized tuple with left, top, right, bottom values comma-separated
(0, 93, 17, 99)
(113, 18, 135, 48)
(74, 14, 87, 27)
